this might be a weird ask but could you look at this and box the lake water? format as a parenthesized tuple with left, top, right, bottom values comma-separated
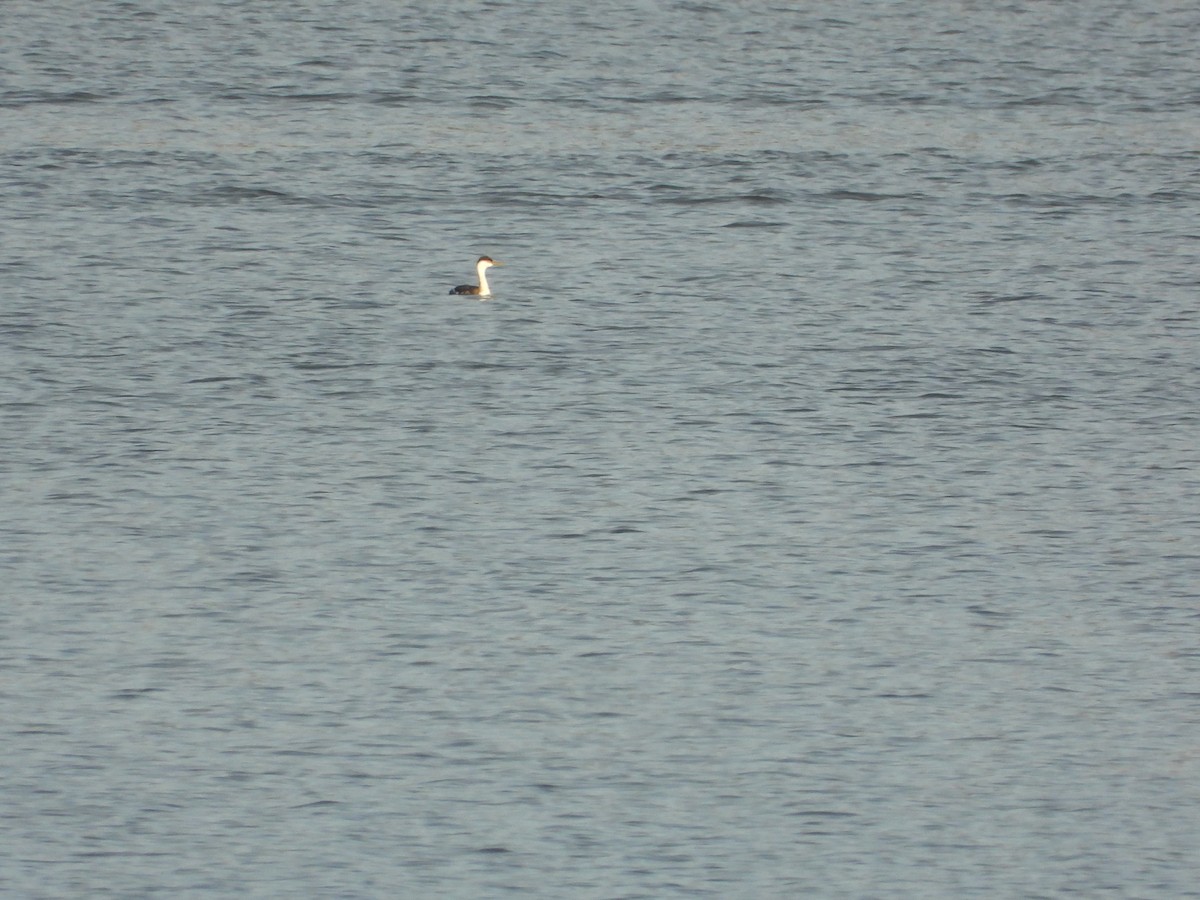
(3, 1, 1199, 896)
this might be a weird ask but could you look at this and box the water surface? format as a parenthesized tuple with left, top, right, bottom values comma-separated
(3, 1, 1199, 896)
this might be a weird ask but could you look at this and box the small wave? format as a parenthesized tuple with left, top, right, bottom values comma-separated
(722, 220, 787, 228)
(0, 89, 109, 108)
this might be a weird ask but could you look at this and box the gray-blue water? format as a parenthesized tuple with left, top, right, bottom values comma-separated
(3, 1, 1199, 896)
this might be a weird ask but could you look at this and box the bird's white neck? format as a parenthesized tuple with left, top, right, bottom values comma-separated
(476, 260, 493, 296)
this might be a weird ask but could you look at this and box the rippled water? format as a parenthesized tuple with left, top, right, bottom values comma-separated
(3, 1, 1200, 897)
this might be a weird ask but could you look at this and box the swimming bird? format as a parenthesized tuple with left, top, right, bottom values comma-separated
(449, 256, 502, 297)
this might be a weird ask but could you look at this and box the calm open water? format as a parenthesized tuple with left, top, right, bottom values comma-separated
(3, 1, 1199, 897)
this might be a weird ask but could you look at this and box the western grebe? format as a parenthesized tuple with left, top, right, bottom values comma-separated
(449, 256, 502, 297)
